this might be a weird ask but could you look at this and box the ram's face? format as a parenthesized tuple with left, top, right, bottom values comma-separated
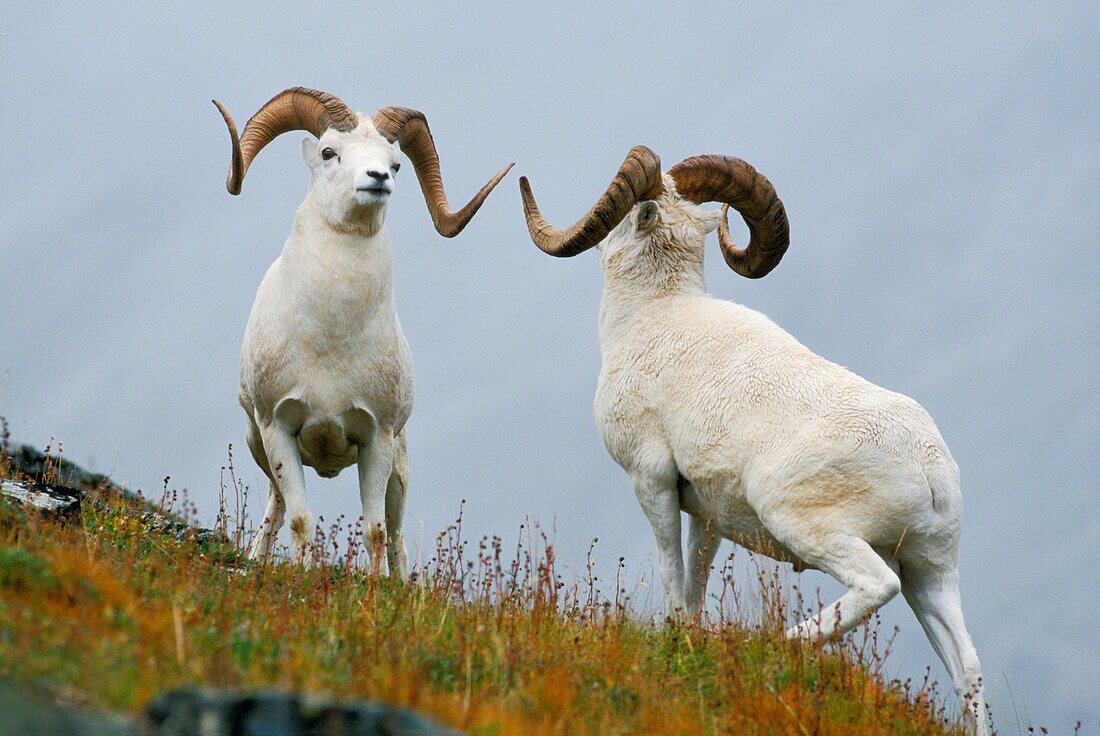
(304, 120, 402, 230)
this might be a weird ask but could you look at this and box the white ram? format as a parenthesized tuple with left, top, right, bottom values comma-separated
(214, 87, 511, 575)
(518, 147, 987, 733)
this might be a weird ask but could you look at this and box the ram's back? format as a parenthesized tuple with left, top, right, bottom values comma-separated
(596, 294, 962, 540)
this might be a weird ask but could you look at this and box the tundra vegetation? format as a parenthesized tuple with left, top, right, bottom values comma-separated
(0, 440, 972, 735)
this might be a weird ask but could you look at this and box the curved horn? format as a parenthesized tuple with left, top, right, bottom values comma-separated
(667, 155, 790, 278)
(519, 145, 664, 257)
(372, 107, 513, 238)
(213, 87, 358, 195)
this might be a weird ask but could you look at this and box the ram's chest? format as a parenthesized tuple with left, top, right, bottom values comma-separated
(289, 306, 412, 413)
(594, 356, 666, 470)
(296, 290, 384, 360)
(243, 258, 414, 427)
(594, 319, 760, 492)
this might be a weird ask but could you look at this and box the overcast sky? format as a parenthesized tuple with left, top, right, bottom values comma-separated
(2, 2, 1097, 731)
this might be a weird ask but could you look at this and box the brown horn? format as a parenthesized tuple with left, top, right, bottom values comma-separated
(213, 87, 358, 195)
(372, 107, 513, 238)
(519, 145, 664, 257)
(667, 155, 790, 278)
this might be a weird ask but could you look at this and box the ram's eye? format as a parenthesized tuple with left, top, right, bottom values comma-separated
(321, 147, 337, 161)
(391, 162, 401, 174)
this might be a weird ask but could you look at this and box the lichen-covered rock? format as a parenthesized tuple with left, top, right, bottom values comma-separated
(1, 443, 232, 551)
(134, 511, 229, 547)
(0, 479, 82, 517)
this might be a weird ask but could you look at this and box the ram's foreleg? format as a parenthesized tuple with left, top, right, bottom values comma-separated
(632, 461, 687, 619)
(384, 428, 410, 580)
(245, 421, 285, 561)
(259, 422, 313, 565)
(248, 480, 284, 560)
(683, 515, 720, 617)
(357, 423, 394, 578)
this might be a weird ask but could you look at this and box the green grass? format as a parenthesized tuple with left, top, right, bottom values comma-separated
(0, 446, 966, 735)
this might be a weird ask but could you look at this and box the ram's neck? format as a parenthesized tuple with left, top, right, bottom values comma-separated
(279, 198, 396, 305)
(299, 188, 389, 238)
(598, 257, 706, 351)
(286, 196, 389, 251)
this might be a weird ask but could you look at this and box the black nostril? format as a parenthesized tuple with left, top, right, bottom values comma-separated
(367, 169, 389, 180)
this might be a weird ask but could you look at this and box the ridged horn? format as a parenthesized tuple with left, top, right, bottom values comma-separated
(667, 155, 790, 278)
(372, 107, 513, 238)
(213, 87, 358, 195)
(519, 145, 664, 257)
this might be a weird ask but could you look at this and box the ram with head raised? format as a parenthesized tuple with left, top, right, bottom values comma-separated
(518, 147, 987, 733)
(214, 87, 511, 575)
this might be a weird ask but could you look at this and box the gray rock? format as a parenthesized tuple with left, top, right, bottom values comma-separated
(145, 688, 466, 736)
(0, 683, 466, 736)
(0, 681, 138, 736)
(3, 444, 112, 491)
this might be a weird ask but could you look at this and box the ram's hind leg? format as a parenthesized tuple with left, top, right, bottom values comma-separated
(776, 528, 901, 641)
(384, 428, 410, 580)
(901, 568, 987, 735)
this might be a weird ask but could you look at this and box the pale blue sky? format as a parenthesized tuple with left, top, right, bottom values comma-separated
(2, 2, 1097, 731)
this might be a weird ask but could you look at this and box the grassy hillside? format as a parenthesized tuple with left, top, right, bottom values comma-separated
(0, 449, 965, 735)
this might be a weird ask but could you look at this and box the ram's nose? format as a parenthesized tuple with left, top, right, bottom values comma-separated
(355, 169, 394, 194)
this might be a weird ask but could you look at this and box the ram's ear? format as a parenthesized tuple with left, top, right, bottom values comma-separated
(700, 206, 724, 234)
(301, 137, 319, 164)
(637, 201, 660, 232)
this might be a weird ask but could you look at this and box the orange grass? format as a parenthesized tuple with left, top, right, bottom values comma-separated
(0, 455, 966, 735)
